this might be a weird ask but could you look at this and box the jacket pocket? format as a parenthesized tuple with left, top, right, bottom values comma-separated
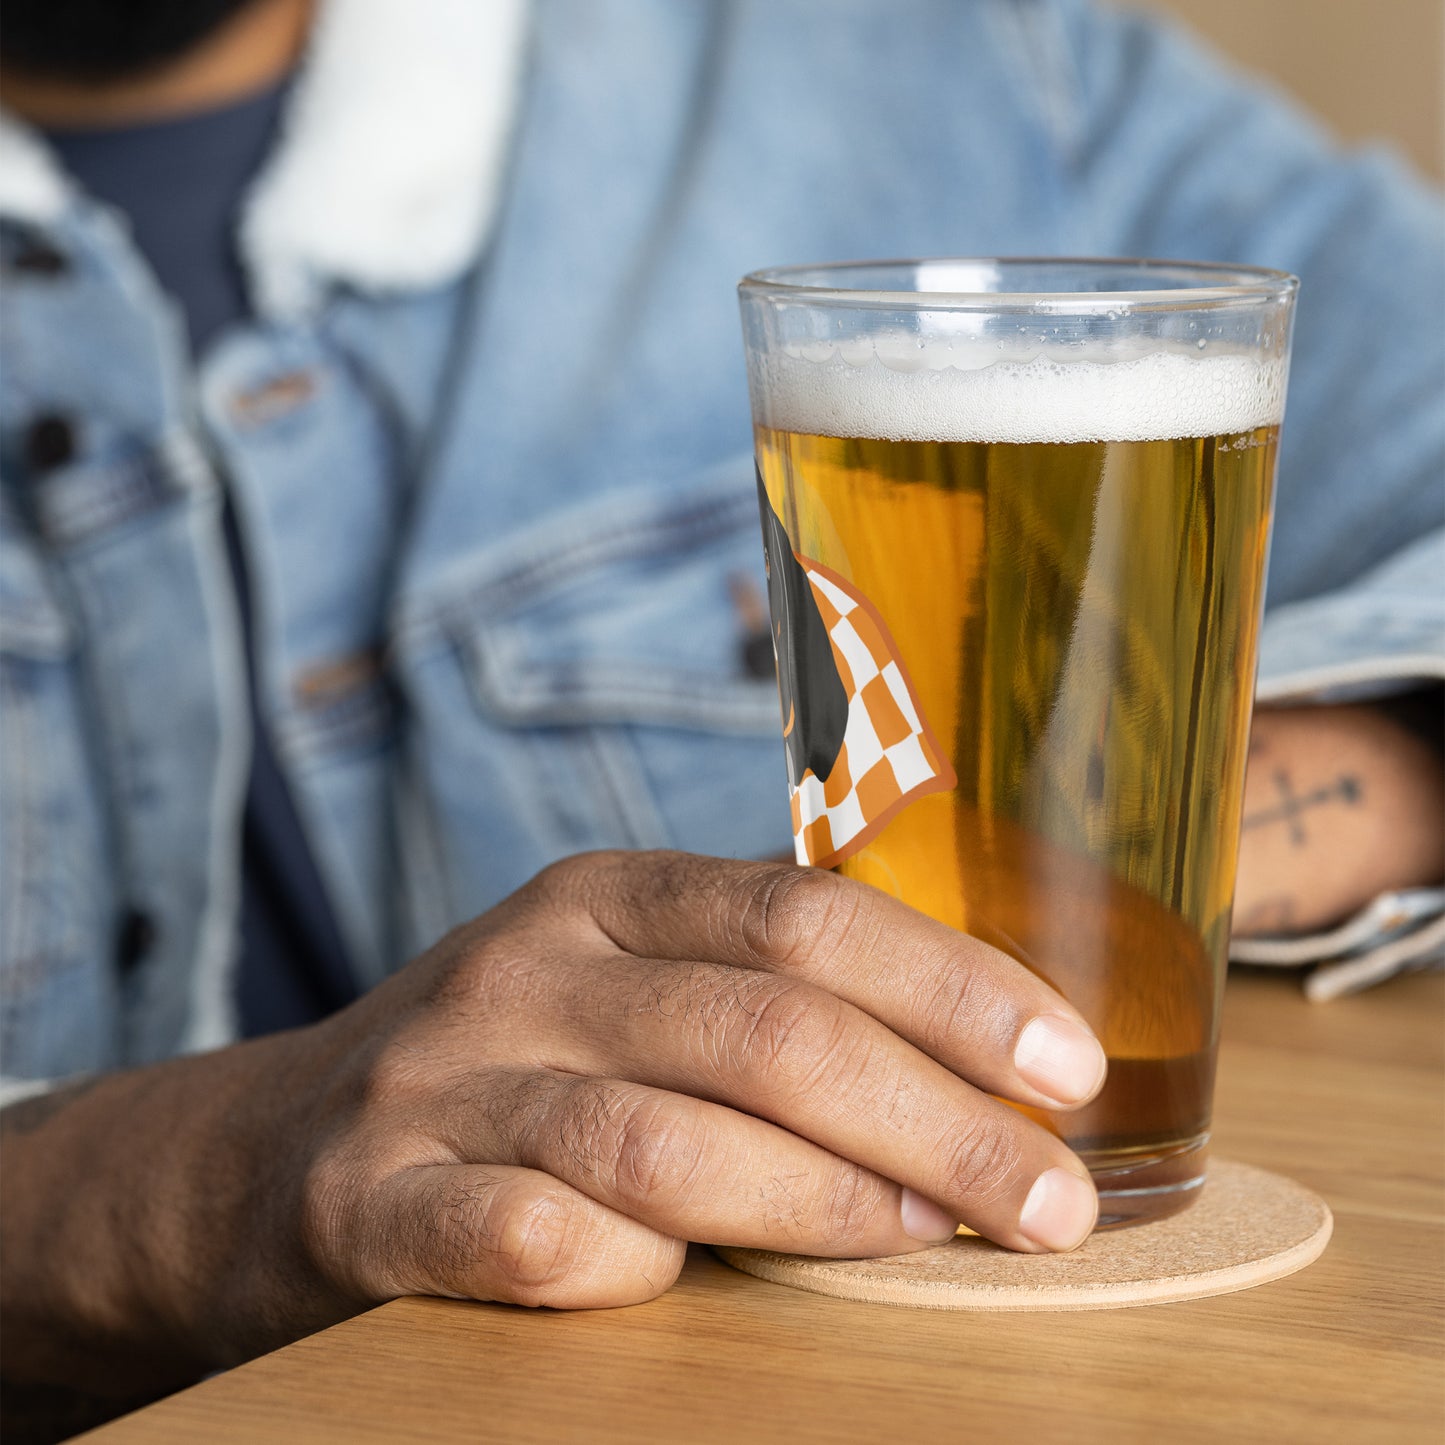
(394, 468, 794, 924)
(456, 475, 782, 732)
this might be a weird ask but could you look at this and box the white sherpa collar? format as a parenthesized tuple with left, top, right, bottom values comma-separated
(0, 0, 530, 317)
(0, 111, 71, 221)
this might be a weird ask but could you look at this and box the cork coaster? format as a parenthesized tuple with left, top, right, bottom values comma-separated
(713, 1159, 1330, 1311)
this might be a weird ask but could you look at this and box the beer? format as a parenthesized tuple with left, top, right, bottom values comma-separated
(753, 338, 1282, 1223)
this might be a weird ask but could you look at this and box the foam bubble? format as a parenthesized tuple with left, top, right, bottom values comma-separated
(757, 339, 1284, 444)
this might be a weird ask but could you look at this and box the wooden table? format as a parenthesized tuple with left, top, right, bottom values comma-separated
(83, 968, 1445, 1444)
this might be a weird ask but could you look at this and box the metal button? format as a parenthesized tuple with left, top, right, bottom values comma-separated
(729, 572, 777, 680)
(8, 238, 69, 277)
(115, 909, 157, 976)
(24, 413, 77, 473)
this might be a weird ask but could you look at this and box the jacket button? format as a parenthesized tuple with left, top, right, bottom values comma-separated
(728, 573, 777, 681)
(24, 414, 76, 473)
(8, 238, 69, 277)
(741, 630, 777, 680)
(115, 909, 157, 976)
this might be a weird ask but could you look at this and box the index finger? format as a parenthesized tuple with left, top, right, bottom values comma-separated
(543, 851, 1106, 1114)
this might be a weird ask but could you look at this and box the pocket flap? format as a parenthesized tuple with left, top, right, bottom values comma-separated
(407, 468, 782, 734)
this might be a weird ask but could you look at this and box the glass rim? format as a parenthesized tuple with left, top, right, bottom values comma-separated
(738, 256, 1300, 312)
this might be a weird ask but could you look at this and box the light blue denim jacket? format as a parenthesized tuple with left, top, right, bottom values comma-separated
(1, 0, 1442, 1091)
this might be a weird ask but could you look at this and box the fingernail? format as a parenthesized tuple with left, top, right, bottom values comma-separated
(1014, 1015, 1107, 1106)
(901, 1187, 959, 1243)
(1018, 1168, 1098, 1252)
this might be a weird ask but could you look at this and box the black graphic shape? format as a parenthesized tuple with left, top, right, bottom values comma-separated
(757, 468, 849, 786)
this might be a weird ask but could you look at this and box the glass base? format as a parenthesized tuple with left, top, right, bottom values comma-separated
(1083, 1135, 1210, 1229)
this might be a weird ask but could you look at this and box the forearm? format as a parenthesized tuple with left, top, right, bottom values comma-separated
(0, 1027, 343, 1401)
(1233, 699, 1445, 936)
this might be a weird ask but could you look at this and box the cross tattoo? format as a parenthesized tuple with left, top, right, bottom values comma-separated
(1242, 769, 1362, 846)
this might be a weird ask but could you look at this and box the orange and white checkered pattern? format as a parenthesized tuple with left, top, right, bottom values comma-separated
(788, 558, 956, 869)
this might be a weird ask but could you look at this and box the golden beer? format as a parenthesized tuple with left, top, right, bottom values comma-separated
(746, 306, 1290, 1224)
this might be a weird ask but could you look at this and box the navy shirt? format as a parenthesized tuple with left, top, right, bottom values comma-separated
(47, 86, 360, 1035)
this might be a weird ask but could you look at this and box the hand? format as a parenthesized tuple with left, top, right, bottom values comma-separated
(3, 853, 1107, 1399)
(1233, 703, 1445, 936)
(298, 853, 1105, 1313)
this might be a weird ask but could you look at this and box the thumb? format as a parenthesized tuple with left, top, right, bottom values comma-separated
(360, 1163, 686, 1310)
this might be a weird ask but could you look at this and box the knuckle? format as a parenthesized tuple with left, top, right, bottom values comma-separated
(731, 980, 849, 1098)
(521, 850, 620, 923)
(610, 1099, 700, 1214)
(820, 1163, 890, 1245)
(739, 867, 865, 971)
(466, 935, 543, 1015)
(425, 928, 545, 1021)
(555, 1083, 700, 1215)
(635, 849, 710, 909)
(927, 957, 1009, 1053)
(530, 850, 598, 899)
(941, 1114, 1027, 1208)
(419, 936, 492, 1017)
(487, 1181, 581, 1302)
(608, 851, 731, 948)
(554, 1080, 629, 1181)
(531, 849, 692, 944)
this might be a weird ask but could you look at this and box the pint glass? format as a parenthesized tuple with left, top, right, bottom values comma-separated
(740, 259, 1297, 1226)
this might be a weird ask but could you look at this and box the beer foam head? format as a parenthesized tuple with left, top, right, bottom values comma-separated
(757, 340, 1286, 443)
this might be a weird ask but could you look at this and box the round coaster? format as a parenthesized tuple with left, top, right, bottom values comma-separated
(713, 1159, 1331, 1311)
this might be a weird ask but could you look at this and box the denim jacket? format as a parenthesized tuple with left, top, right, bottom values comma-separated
(2, 0, 1442, 1093)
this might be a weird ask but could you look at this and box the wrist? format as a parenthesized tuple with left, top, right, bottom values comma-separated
(0, 1026, 335, 1393)
(156, 1022, 360, 1366)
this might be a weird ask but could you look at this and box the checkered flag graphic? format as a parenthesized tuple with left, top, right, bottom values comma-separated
(787, 558, 956, 869)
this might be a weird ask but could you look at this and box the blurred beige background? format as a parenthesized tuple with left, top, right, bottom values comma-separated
(1149, 0, 1444, 182)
